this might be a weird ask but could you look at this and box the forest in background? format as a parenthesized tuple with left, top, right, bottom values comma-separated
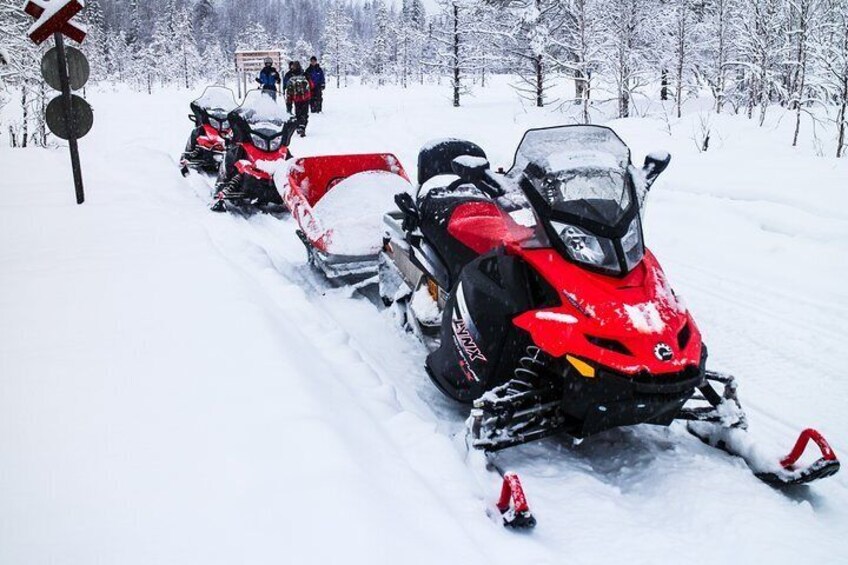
(1, 0, 846, 156)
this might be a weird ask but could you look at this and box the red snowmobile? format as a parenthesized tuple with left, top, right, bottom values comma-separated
(212, 89, 297, 212)
(376, 126, 839, 495)
(180, 86, 238, 177)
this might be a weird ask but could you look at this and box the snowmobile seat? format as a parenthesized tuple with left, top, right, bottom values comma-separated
(417, 182, 490, 285)
(417, 139, 487, 190)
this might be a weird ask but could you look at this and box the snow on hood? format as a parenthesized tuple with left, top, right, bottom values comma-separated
(535, 311, 578, 324)
(622, 302, 666, 334)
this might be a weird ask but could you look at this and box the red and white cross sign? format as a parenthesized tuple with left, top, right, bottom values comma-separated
(22, 0, 87, 45)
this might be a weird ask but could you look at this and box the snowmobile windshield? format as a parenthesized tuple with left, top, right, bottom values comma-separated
(194, 86, 237, 120)
(509, 125, 631, 177)
(512, 126, 635, 227)
(236, 89, 288, 131)
(510, 126, 644, 276)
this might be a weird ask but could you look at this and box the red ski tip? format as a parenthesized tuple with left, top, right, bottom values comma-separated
(497, 472, 536, 529)
(781, 428, 838, 469)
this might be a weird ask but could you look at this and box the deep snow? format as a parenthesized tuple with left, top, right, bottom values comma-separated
(1, 78, 847, 565)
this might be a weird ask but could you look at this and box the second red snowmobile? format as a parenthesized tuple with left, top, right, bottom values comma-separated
(377, 126, 839, 499)
(212, 89, 297, 212)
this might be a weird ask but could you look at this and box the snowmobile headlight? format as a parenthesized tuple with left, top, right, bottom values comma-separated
(221, 120, 230, 131)
(622, 216, 644, 270)
(268, 136, 283, 152)
(552, 221, 619, 273)
(251, 133, 269, 151)
(209, 117, 220, 130)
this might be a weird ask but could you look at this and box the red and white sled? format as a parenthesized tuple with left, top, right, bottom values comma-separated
(279, 153, 412, 282)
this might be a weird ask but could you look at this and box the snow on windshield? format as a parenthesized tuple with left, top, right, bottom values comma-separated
(509, 126, 630, 176)
(540, 165, 631, 225)
(510, 126, 634, 225)
(235, 90, 288, 130)
(193, 86, 237, 117)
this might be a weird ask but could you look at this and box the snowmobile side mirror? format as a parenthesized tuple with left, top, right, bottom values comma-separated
(188, 114, 197, 124)
(643, 151, 671, 189)
(451, 156, 490, 183)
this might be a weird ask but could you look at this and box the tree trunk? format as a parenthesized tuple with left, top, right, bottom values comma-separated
(21, 86, 28, 149)
(535, 55, 543, 107)
(661, 69, 669, 101)
(574, 69, 584, 104)
(715, 0, 726, 114)
(38, 82, 47, 147)
(453, 1, 460, 107)
(837, 77, 847, 158)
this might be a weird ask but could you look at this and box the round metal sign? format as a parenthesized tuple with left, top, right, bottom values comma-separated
(41, 46, 90, 91)
(46, 94, 94, 140)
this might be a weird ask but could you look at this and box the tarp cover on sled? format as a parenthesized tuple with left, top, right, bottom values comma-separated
(277, 153, 412, 280)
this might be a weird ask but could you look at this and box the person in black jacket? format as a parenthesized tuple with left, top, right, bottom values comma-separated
(285, 61, 312, 137)
(255, 57, 281, 100)
(305, 56, 326, 113)
(282, 61, 295, 113)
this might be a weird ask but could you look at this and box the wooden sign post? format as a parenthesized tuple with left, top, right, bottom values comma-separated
(23, 0, 91, 205)
(235, 50, 284, 98)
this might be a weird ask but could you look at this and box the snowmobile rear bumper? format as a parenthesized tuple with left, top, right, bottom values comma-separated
(296, 230, 380, 284)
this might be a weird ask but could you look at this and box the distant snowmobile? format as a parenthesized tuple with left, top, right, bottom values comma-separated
(374, 126, 839, 502)
(212, 89, 297, 212)
(180, 86, 238, 177)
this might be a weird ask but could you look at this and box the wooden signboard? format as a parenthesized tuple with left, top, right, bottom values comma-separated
(235, 50, 284, 98)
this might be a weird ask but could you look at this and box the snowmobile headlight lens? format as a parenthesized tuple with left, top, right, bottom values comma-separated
(221, 120, 230, 131)
(268, 136, 283, 152)
(251, 133, 269, 151)
(622, 216, 644, 271)
(209, 117, 220, 130)
(552, 221, 619, 273)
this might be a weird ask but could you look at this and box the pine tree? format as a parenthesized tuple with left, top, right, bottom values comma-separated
(322, 4, 355, 88)
(370, 0, 393, 85)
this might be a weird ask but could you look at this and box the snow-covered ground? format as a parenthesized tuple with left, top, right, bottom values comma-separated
(1, 78, 847, 564)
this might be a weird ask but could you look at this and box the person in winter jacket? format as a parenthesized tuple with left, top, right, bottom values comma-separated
(256, 57, 281, 100)
(282, 61, 295, 112)
(285, 61, 312, 137)
(305, 56, 326, 113)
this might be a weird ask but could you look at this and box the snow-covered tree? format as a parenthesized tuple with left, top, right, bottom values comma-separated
(486, 0, 568, 107)
(558, 0, 604, 122)
(733, 0, 786, 124)
(698, 0, 737, 113)
(817, 0, 848, 156)
(369, 0, 393, 85)
(322, 4, 355, 88)
(428, 0, 482, 106)
(598, 0, 659, 118)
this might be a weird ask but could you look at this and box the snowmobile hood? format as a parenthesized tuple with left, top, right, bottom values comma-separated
(512, 247, 702, 376)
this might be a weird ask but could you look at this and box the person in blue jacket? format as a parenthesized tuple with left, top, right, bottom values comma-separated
(256, 57, 281, 100)
(305, 56, 325, 113)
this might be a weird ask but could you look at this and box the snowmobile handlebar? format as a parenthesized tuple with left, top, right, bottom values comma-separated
(451, 156, 505, 198)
